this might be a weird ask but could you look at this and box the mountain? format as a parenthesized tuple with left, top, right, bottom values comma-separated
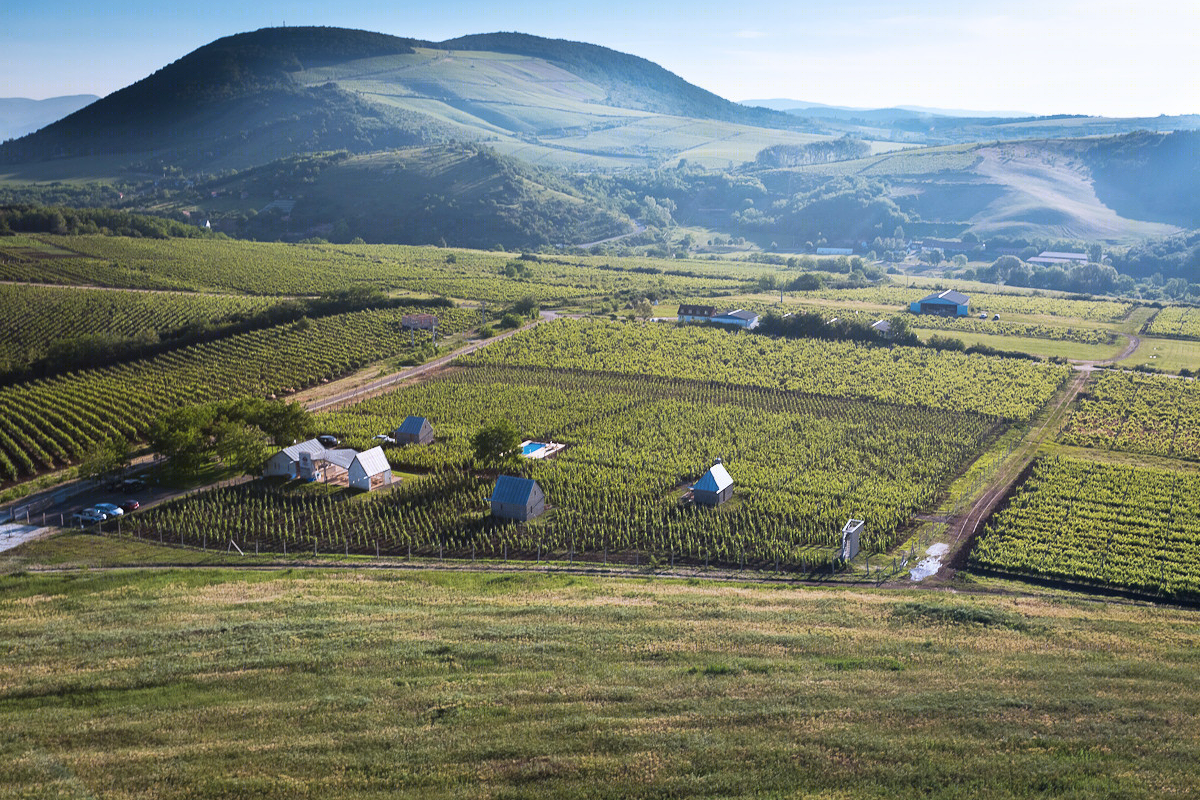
(742, 99, 1034, 118)
(0, 95, 99, 141)
(0, 27, 810, 175)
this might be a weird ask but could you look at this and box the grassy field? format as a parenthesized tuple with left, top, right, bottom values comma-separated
(1, 552, 1199, 799)
(1119, 336, 1200, 373)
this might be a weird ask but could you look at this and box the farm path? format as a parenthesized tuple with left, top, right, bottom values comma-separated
(928, 368, 1089, 583)
(303, 312, 549, 412)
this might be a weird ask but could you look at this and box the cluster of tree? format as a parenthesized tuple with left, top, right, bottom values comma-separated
(149, 398, 313, 478)
(1085, 131, 1200, 229)
(0, 204, 210, 239)
(925, 334, 1042, 362)
(753, 136, 871, 168)
(754, 311, 919, 347)
(470, 418, 522, 466)
(963, 255, 1200, 301)
(1109, 230, 1200, 283)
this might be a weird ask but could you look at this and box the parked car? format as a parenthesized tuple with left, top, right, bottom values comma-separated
(120, 499, 140, 512)
(317, 434, 340, 448)
(72, 508, 107, 525)
(122, 477, 146, 490)
(373, 434, 396, 444)
(993, 314, 1000, 321)
(979, 312, 987, 319)
(94, 503, 124, 517)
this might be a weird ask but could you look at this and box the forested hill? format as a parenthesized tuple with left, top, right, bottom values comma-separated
(438, 32, 794, 127)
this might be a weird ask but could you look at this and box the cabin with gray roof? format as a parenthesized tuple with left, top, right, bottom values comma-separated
(490, 475, 546, 521)
(349, 446, 393, 491)
(677, 304, 717, 323)
(693, 459, 734, 506)
(910, 290, 969, 317)
(395, 415, 434, 445)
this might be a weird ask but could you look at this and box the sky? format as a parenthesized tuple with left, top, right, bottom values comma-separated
(3, 0, 1197, 117)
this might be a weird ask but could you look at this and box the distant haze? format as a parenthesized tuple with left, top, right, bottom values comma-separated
(0, 96, 98, 141)
(1, 1, 1197, 118)
(742, 99, 1036, 118)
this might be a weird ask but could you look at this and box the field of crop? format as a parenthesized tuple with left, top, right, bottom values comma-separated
(794, 286, 1135, 322)
(970, 456, 1200, 599)
(131, 364, 1000, 567)
(786, 143, 981, 178)
(0, 306, 476, 481)
(0, 283, 286, 375)
(907, 312, 1118, 345)
(1144, 306, 1200, 340)
(2, 565, 1198, 798)
(1059, 371, 1200, 460)
(468, 319, 1070, 420)
(0, 236, 752, 302)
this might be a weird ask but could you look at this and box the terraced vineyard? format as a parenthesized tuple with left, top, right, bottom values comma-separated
(132, 364, 1004, 568)
(1144, 306, 1200, 340)
(468, 319, 1070, 420)
(0, 283, 287, 375)
(970, 456, 1200, 599)
(0, 306, 475, 481)
(1059, 371, 1200, 460)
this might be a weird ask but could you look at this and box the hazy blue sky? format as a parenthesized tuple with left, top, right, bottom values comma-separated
(3, 0, 1196, 117)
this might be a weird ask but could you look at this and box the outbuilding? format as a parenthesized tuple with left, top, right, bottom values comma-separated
(711, 309, 760, 329)
(395, 415, 434, 445)
(349, 446, 393, 491)
(693, 458, 734, 506)
(489, 475, 546, 521)
(841, 519, 864, 561)
(909, 290, 969, 317)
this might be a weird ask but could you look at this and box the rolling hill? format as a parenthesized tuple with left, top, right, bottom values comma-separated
(0, 96, 99, 142)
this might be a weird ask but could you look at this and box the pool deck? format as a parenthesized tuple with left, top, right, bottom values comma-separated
(519, 440, 567, 460)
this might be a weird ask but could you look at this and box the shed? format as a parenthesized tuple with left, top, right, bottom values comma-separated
(395, 415, 434, 445)
(299, 447, 357, 483)
(871, 319, 892, 335)
(909, 289, 969, 317)
(263, 438, 325, 479)
(841, 519, 864, 561)
(490, 475, 546, 521)
(349, 446, 393, 491)
(694, 459, 734, 507)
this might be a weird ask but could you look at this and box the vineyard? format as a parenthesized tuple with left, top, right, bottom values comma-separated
(0, 283, 286, 375)
(129, 364, 1004, 568)
(466, 319, 1071, 420)
(0, 306, 476, 481)
(1144, 306, 1200, 340)
(793, 286, 1135, 321)
(905, 313, 1118, 345)
(970, 456, 1200, 599)
(1059, 371, 1200, 460)
(0, 236, 751, 302)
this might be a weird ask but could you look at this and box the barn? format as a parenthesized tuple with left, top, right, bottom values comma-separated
(489, 475, 546, 521)
(395, 415, 434, 445)
(349, 446, 393, 491)
(909, 290, 969, 317)
(263, 438, 326, 479)
(693, 459, 734, 506)
(711, 309, 760, 329)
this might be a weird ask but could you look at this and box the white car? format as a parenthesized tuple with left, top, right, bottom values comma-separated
(373, 434, 396, 444)
(94, 503, 124, 517)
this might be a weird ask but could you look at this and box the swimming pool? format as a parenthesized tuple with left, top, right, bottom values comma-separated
(522, 441, 548, 456)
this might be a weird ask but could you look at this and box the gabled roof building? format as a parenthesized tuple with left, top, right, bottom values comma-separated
(694, 459, 734, 507)
(910, 290, 969, 317)
(490, 475, 546, 521)
(395, 415, 434, 445)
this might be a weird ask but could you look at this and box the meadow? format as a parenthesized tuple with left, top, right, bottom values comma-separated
(1, 563, 1198, 799)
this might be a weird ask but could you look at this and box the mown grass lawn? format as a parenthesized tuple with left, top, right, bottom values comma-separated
(1, 560, 1199, 799)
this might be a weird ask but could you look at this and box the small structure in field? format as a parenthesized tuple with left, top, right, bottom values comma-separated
(519, 440, 566, 460)
(490, 475, 546, 521)
(678, 304, 717, 323)
(395, 415, 434, 445)
(841, 519, 864, 561)
(909, 289, 969, 317)
(693, 458, 734, 507)
(1029, 251, 1088, 266)
(349, 446, 393, 491)
(711, 309, 760, 329)
(263, 438, 325, 479)
(298, 447, 357, 484)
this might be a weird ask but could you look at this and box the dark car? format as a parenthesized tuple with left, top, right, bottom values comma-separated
(120, 499, 140, 512)
(317, 434, 340, 448)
